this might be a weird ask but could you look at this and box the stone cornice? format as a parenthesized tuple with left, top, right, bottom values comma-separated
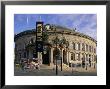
(14, 28, 97, 44)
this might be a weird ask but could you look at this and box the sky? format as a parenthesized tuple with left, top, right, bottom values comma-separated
(14, 14, 97, 40)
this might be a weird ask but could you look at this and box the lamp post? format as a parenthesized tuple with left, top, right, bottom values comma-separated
(59, 31, 69, 71)
(59, 38, 64, 71)
(55, 36, 58, 75)
(52, 26, 69, 75)
(53, 26, 58, 75)
(61, 48, 62, 71)
(60, 32, 64, 71)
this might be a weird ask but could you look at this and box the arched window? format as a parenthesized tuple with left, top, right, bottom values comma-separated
(82, 43, 85, 51)
(73, 53, 75, 61)
(76, 43, 78, 50)
(71, 53, 73, 60)
(71, 53, 75, 61)
(73, 42, 75, 50)
(91, 46, 93, 52)
(94, 55, 97, 62)
(86, 44, 88, 51)
(86, 54, 88, 61)
(89, 46, 91, 52)
(82, 53, 85, 61)
(94, 48, 96, 53)
(76, 53, 80, 61)
(76, 43, 80, 51)
(78, 43, 80, 50)
(70, 42, 73, 48)
(89, 54, 91, 61)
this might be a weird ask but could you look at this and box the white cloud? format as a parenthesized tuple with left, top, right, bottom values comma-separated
(47, 14, 97, 40)
(74, 15, 97, 40)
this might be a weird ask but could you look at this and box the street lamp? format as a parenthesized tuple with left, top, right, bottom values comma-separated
(52, 26, 69, 75)
(58, 31, 69, 71)
(59, 38, 63, 71)
(59, 37, 65, 71)
(53, 26, 59, 75)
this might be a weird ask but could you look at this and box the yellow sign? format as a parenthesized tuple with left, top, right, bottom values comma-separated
(36, 22, 43, 41)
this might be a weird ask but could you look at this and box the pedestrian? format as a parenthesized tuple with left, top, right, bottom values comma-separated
(35, 60, 40, 70)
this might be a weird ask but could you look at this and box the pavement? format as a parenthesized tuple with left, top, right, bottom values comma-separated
(14, 64, 97, 76)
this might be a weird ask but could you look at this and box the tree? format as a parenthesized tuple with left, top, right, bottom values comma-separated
(42, 30, 49, 42)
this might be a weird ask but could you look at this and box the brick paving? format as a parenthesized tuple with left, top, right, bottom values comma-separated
(14, 64, 97, 76)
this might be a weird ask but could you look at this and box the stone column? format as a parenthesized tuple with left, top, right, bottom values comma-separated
(37, 52, 42, 58)
(39, 52, 42, 65)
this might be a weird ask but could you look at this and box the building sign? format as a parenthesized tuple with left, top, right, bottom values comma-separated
(36, 22, 43, 52)
(36, 22, 43, 41)
(36, 41, 43, 52)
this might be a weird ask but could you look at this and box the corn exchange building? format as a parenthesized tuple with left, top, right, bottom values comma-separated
(14, 22, 97, 68)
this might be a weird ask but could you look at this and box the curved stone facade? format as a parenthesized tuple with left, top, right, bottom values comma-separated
(14, 25, 97, 68)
